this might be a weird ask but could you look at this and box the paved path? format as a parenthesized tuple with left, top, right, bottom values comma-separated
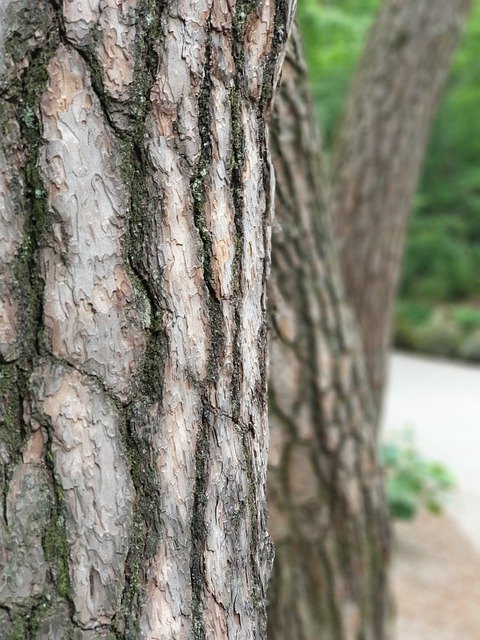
(381, 351, 480, 552)
(393, 512, 480, 640)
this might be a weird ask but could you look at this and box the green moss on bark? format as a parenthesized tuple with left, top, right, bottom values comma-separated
(42, 478, 71, 600)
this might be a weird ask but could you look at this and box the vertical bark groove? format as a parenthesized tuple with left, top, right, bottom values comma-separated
(1, 0, 294, 637)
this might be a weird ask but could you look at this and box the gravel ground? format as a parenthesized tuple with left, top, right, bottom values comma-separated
(393, 511, 480, 640)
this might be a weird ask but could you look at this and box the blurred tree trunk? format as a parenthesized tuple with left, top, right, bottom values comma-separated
(267, 1, 471, 636)
(332, 0, 471, 408)
(267, 28, 390, 640)
(0, 1, 294, 638)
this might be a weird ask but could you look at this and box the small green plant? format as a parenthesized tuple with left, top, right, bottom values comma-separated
(453, 306, 480, 332)
(380, 431, 455, 521)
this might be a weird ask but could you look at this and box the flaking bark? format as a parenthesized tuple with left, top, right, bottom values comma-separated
(0, 0, 295, 637)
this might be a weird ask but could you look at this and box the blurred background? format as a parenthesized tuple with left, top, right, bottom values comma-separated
(300, 0, 480, 359)
(298, 1, 480, 637)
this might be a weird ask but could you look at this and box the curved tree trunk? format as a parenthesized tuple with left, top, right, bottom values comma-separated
(267, 28, 390, 640)
(332, 0, 471, 406)
(0, 1, 294, 637)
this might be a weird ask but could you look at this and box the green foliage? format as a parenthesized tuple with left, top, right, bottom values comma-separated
(452, 306, 480, 332)
(298, 0, 379, 143)
(381, 432, 455, 521)
(395, 301, 432, 327)
(400, 215, 479, 303)
(394, 301, 431, 350)
(299, 1, 480, 349)
(396, 1, 480, 309)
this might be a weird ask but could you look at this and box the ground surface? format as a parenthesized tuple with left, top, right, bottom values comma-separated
(383, 352, 480, 639)
(383, 351, 480, 551)
(393, 512, 480, 640)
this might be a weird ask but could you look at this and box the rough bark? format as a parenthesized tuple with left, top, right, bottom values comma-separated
(267, 28, 390, 640)
(0, 1, 294, 637)
(332, 0, 471, 404)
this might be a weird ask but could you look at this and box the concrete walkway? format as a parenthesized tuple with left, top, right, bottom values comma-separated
(381, 351, 480, 553)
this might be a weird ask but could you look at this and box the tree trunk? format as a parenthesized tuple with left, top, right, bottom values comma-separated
(0, 1, 294, 637)
(332, 0, 471, 405)
(267, 28, 390, 640)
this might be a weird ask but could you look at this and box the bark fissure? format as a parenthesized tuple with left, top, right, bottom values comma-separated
(2, 0, 295, 636)
(31, 10, 168, 633)
(186, 29, 228, 640)
(0, 11, 82, 634)
(267, 27, 390, 640)
(110, 9, 168, 635)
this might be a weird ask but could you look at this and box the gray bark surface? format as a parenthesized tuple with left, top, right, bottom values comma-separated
(268, 29, 390, 640)
(0, 1, 294, 637)
(332, 0, 471, 405)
